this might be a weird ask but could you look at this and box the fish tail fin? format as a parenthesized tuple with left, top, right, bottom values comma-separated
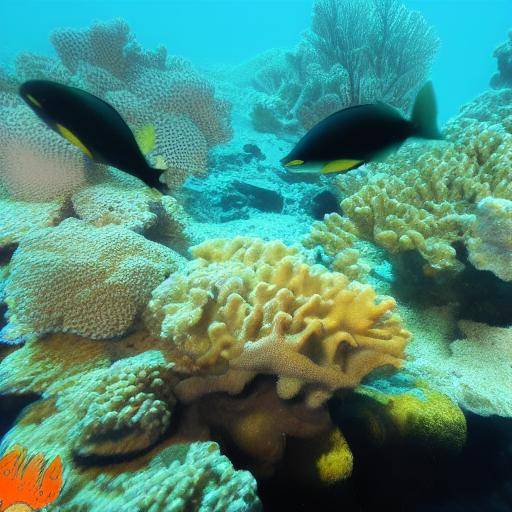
(145, 167, 167, 193)
(411, 81, 444, 140)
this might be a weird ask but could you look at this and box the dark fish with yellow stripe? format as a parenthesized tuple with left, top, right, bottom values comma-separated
(281, 82, 443, 175)
(19, 80, 165, 191)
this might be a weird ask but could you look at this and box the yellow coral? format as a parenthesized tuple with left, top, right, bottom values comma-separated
(348, 382, 467, 451)
(145, 237, 410, 407)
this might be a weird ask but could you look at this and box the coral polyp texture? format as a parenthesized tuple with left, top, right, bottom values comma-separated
(3, 218, 183, 341)
(0, 333, 260, 510)
(145, 237, 411, 407)
(250, 0, 439, 133)
(1, 18, 232, 191)
(467, 197, 512, 281)
(306, 109, 512, 276)
(0, 105, 90, 201)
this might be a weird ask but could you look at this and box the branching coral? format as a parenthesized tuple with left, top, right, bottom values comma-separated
(145, 237, 410, 408)
(306, 116, 512, 275)
(251, 0, 439, 133)
(3, 218, 183, 341)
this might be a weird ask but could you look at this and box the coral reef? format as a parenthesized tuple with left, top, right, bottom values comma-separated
(0, 104, 91, 201)
(467, 197, 512, 281)
(3, 218, 183, 341)
(404, 305, 512, 417)
(306, 115, 512, 276)
(491, 28, 512, 89)
(1, 19, 232, 192)
(250, 0, 439, 133)
(146, 237, 410, 407)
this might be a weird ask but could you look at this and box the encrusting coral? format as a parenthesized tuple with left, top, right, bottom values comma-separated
(146, 237, 411, 408)
(403, 305, 512, 417)
(466, 196, 512, 281)
(3, 218, 183, 341)
(251, 0, 439, 134)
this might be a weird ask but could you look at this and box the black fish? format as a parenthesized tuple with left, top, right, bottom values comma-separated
(19, 80, 165, 191)
(281, 81, 443, 174)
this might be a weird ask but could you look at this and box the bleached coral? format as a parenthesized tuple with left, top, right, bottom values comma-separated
(467, 197, 512, 281)
(146, 237, 410, 408)
(0, 105, 90, 201)
(3, 218, 183, 340)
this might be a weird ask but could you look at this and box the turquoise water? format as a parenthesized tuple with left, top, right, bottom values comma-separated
(1, 1, 512, 511)
(2, 1, 511, 120)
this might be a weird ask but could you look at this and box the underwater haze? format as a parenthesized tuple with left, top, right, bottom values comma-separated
(1, 0, 512, 511)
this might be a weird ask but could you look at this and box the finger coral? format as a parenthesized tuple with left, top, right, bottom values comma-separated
(3, 218, 183, 341)
(306, 119, 512, 275)
(145, 237, 410, 407)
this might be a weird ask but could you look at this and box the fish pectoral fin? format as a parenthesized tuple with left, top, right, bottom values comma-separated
(321, 159, 364, 174)
(55, 124, 93, 158)
(135, 124, 156, 156)
(284, 159, 304, 167)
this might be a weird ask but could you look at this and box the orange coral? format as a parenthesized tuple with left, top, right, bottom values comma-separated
(0, 446, 63, 512)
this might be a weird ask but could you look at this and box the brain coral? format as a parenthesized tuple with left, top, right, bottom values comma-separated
(3, 218, 183, 341)
(145, 237, 410, 408)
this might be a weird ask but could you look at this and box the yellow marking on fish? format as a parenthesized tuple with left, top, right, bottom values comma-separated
(154, 154, 167, 170)
(135, 124, 156, 156)
(321, 159, 363, 174)
(26, 94, 42, 108)
(284, 159, 304, 167)
(55, 124, 93, 158)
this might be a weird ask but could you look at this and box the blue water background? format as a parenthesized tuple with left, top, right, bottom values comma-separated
(1, 0, 511, 122)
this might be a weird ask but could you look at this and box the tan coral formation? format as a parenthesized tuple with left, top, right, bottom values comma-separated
(403, 305, 512, 417)
(307, 119, 512, 275)
(145, 237, 410, 407)
(0, 331, 260, 510)
(466, 196, 512, 281)
(4, 218, 183, 341)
